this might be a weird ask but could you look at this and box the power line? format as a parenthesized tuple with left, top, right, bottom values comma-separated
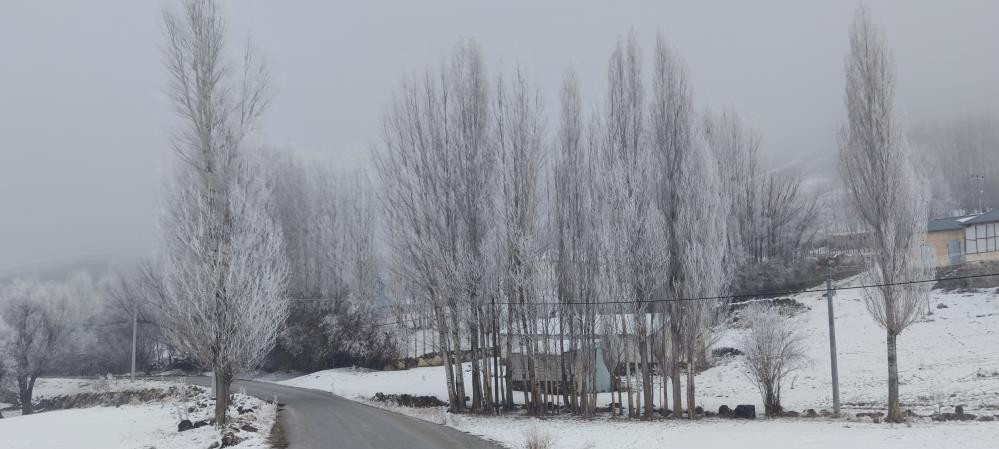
(365, 271, 999, 328)
(489, 272, 999, 306)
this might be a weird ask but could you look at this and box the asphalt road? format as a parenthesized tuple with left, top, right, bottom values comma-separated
(184, 377, 503, 449)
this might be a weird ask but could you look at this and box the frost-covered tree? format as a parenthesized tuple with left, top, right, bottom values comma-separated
(552, 68, 602, 416)
(0, 278, 82, 414)
(649, 34, 727, 419)
(377, 39, 493, 412)
(600, 31, 671, 419)
(839, 6, 931, 423)
(159, 0, 288, 426)
(493, 66, 547, 414)
(739, 303, 809, 418)
(703, 110, 760, 265)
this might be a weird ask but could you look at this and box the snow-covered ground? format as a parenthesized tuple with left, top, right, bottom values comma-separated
(0, 379, 276, 449)
(270, 281, 999, 448)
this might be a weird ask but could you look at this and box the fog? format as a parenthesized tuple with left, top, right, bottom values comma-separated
(1, 0, 996, 273)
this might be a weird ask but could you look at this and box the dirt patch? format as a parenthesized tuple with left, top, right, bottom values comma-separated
(935, 261, 999, 290)
(33, 385, 204, 413)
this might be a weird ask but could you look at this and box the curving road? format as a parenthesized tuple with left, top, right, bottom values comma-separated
(184, 377, 502, 449)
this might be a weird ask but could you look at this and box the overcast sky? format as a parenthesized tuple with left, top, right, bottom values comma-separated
(1, 0, 997, 273)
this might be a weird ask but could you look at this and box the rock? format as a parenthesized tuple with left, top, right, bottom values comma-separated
(977, 415, 995, 422)
(240, 423, 258, 433)
(208, 443, 220, 449)
(734, 405, 756, 419)
(936, 303, 949, 309)
(220, 432, 242, 448)
(694, 406, 704, 415)
(718, 405, 733, 418)
(193, 420, 210, 429)
(370, 392, 448, 408)
(178, 420, 194, 432)
(805, 409, 818, 418)
(237, 405, 256, 415)
(932, 412, 977, 422)
(782, 411, 800, 418)
(711, 347, 744, 358)
(237, 413, 256, 422)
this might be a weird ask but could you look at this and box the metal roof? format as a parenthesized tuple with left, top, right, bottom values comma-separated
(965, 209, 999, 225)
(928, 216, 968, 232)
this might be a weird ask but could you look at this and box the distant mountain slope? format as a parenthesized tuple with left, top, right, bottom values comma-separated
(0, 254, 122, 284)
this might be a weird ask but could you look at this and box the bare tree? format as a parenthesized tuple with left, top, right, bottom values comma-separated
(552, 68, 601, 416)
(601, 30, 670, 419)
(704, 110, 760, 265)
(377, 39, 494, 412)
(0, 278, 82, 414)
(649, 33, 727, 419)
(739, 302, 809, 418)
(839, 5, 931, 423)
(159, 0, 287, 426)
(494, 66, 547, 414)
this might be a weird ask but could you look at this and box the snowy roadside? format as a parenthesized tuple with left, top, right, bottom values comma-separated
(269, 378, 999, 449)
(262, 285, 999, 448)
(0, 378, 276, 449)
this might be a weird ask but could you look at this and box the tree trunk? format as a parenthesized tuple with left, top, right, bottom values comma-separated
(435, 305, 459, 411)
(17, 375, 34, 415)
(671, 339, 682, 417)
(213, 370, 231, 426)
(449, 304, 466, 412)
(491, 298, 502, 414)
(686, 345, 695, 419)
(470, 305, 483, 412)
(620, 312, 634, 418)
(764, 386, 780, 418)
(504, 304, 514, 410)
(639, 332, 653, 418)
(887, 332, 902, 422)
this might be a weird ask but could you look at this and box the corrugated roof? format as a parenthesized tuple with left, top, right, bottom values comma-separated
(928, 216, 967, 232)
(965, 209, 999, 225)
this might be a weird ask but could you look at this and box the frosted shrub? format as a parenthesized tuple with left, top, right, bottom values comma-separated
(94, 373, 114, 392)
(428, 407, 448, 426)
(446, 412, 463, 429)
(522, 426, 555, 449)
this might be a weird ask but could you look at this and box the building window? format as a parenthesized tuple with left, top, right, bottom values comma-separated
(967, 222, 998, 254)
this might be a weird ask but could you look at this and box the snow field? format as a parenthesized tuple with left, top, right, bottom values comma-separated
(0, 379, 276, 449)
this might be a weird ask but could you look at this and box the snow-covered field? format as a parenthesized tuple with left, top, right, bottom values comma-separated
(0, 379, 276, 449)
(271, 280, 999, 448)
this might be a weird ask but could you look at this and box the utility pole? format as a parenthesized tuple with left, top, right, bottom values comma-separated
(130, 306, 138, 381)
(971, 174, 985, 213)
(825, 275, 841, 417)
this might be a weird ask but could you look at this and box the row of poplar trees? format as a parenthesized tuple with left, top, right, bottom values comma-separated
(377, 32, 765, 419)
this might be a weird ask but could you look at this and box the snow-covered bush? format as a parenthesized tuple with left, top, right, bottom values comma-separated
(739, 302, 809, 417)
(522, 426, 555, 449)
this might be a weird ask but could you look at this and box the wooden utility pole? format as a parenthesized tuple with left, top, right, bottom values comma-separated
(130, 307, 138, 381)
(825, 277, 841, 416)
